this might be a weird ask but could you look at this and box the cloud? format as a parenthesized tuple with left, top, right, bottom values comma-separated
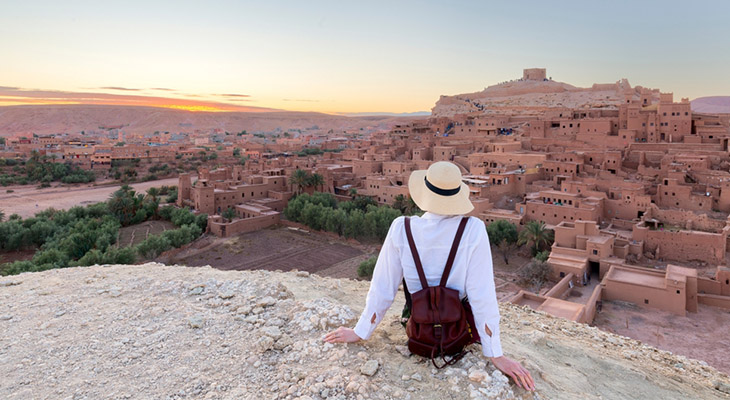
(98, 86, 141, 91)
(0, 86, 279, 112)
(0, 86, 20, 90)
(214, 93, 251, 98)
(150, 88, 175, 91)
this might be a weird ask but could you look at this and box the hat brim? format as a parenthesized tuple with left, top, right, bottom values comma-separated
(408, 170, 474, 215)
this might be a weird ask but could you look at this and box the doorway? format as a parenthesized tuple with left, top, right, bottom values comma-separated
(589, 261, 600, 281)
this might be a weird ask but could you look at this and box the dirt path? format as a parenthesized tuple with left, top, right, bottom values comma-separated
(594, 299, 730, 375)
(0, 176, 186, 218)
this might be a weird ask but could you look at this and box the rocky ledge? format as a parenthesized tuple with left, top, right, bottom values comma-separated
(0, 263, 729, 400)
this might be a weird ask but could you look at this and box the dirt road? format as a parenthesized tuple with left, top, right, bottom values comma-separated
(0, 177, 186, 218)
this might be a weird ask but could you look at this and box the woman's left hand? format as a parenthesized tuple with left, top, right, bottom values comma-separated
(323, 327, 362, 343)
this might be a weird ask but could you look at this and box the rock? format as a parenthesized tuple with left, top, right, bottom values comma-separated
(256, 336, 275, 352)
(296, 271, 310, 277)
(0, 315, 12, 321)
(54, 310, 66, 317)
(257, 296, 277, 307)
(262, 326, 282, 340)
(189, 286, 205, 295)
(468, 370, 489, 383)
(410, 373, 423, 382)
(187, 315, 204, 329)
(359, 360, 379, 377)
(345, 381, 359, 393)
(0, 280, 21, 287)
(715, 381, 730, 395)
(274, 335, 293, 350)
(395, 345, 411, 357)
(218, 291, 235, 299)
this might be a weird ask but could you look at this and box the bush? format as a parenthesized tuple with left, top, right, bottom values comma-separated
(534, 250, 550, 262)
(357, 256, 377, 279)
(135, 235, 172, 259)
(283, 192, 401, 241)
(517, 260, 551, 290)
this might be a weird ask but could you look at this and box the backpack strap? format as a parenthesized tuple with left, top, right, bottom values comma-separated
(404, 217, 429, 290)
(439, 217, 469, 287)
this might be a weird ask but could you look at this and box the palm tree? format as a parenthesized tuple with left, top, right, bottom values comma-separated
(349, 188, 358, 199)
(290, 169, 310, 195)
(518, 221, 554, 256)
(309, 173, 325, 193)
(146, 187, 160, 202)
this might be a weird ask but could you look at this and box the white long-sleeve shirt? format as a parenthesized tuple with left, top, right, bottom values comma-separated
(353, 212, 503, 358)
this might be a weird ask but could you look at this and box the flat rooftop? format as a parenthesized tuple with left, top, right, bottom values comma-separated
(606, 267, 665, 289)
(537, 297, 584, 321)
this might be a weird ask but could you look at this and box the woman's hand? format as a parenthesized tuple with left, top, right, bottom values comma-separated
(323, 327, 362, 344)
(490, 356, 535, 391)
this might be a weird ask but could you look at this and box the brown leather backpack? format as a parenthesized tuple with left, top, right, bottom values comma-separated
(404, 216, 473, 368)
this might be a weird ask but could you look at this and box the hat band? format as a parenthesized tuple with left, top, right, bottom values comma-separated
(424, 177, 460, 196)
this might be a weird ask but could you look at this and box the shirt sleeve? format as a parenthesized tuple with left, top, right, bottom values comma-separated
(464, 218, 503, 358)
(353, 217, 404, 340)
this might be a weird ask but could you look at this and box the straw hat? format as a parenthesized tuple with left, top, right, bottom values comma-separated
(408, 161, 473, 215)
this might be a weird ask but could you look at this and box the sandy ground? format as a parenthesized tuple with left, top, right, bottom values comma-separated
(594, 300, 730, 375)
(0, 177, 184, 218)
(163, 228, 369, 278)
(163, 227, 530, 301)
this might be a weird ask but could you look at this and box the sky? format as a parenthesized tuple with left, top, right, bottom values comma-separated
(1, 0, 729, 114)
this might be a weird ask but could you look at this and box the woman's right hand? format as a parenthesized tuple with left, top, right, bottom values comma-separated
(490, 355, 535, 391)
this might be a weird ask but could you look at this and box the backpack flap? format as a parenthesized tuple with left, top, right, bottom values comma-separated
(409, 286, 463, 324)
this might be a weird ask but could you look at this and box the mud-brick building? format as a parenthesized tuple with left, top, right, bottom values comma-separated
(177, 166, 291, 237)
(601, 264, 697, 316)
(547, 220, 643, 285)
(632, 215, 730, 265)
(522, 190, 604, 227)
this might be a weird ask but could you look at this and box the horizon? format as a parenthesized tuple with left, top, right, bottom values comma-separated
(1, 1, 730, 114)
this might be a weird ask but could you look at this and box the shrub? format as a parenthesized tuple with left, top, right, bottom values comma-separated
(136, 235, 172, 259)
(517, 260, 551, 290)
(534, 250, 550, 262)
(357, 256, 377, 279)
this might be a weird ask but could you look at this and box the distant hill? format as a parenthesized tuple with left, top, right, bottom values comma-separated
(692, 97, 730, 114)
(432, 76, 660, 117)
(0, 104, 422, 136)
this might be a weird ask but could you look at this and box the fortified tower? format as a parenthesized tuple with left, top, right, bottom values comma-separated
(523, 68, 547, 81)
(177, 173, 192, 207)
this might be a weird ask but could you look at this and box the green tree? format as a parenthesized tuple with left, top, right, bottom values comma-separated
(108, 185, 142, 226)
(146, 187, 160, 202)
(517, 221, 554, 256)
(308, 173, 325, 192)
(290, 169, 310, 195)
(222, 207, 236, 222)
(487, 220, 519, 265)
(0, 209, 4, 222)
